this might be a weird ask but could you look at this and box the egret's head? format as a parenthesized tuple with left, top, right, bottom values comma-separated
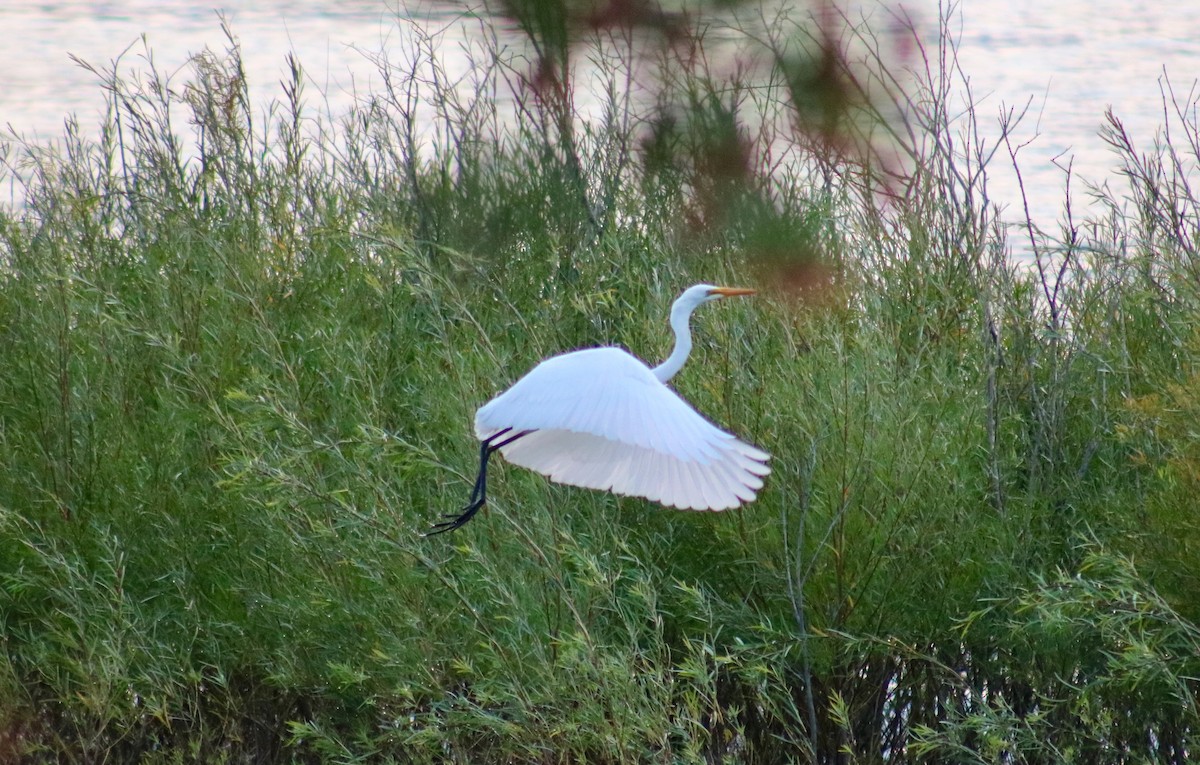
(678, 283, 756, 307)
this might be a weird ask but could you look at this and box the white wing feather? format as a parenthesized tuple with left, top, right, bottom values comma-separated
(474, 347, 770, 510)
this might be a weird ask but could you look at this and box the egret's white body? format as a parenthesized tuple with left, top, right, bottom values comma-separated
(475, 346, 769, 510)
(429, 284, 769, 534)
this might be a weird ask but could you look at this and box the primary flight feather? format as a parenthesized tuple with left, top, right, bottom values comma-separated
(428, 284, 771, 534)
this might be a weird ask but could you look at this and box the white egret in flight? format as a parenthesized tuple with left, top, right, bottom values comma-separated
(428, 284, 770, 534)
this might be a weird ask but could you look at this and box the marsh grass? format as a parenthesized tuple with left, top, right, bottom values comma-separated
(1, 5, 1199, 763)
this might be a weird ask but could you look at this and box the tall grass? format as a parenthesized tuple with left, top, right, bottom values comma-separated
(1, 5, 1198, 763)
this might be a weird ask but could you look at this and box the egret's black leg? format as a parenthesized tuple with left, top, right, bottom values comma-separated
(426, 428, 531, 535)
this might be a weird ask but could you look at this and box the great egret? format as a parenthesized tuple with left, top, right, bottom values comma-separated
(428, 284, 770, 534)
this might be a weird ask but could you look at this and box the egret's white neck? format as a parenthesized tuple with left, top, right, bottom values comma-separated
(651, 299, 697, 383)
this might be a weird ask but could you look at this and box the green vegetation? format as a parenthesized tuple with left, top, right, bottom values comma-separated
(1, 6, 1199, 763)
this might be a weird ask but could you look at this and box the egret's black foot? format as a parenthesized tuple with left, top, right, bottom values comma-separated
(425, 500, 486, 536)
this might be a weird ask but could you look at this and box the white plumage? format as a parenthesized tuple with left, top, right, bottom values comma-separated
(475, 347, 769, 510)
(428, 284, 770, 534)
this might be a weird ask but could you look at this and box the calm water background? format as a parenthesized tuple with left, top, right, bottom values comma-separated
(3, 0, 1198, 242)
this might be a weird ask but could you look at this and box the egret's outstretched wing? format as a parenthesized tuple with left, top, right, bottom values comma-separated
(474, 347, 770, 510)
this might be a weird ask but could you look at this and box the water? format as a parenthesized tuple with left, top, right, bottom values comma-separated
(952, 0, 1200, 237)
(1, 0, 398, 139)
(3, 0, 1198, 239)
